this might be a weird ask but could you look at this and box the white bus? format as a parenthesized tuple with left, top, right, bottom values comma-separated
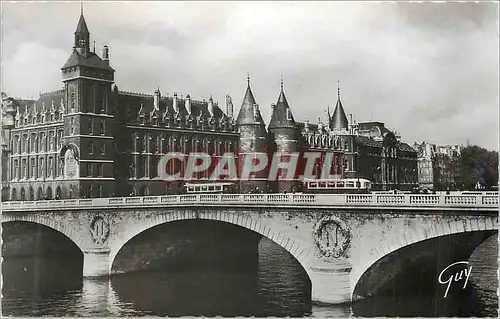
(302, 178, 372, 194)
(184, 182, 237, 194)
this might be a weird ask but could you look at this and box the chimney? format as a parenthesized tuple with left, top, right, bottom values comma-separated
(208, 96, 214, 117)
(226, 95, 234, 119)
(173, 93, 178, 113)
(153, 87, 160, 111)
(185, 94, 191, 114)
(102, 45, 109, 63)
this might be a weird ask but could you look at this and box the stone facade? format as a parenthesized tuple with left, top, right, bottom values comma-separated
(4, 10, 419, 200)
(413, 141, 462, 190)
(2, 204, 497, 304)
(355, 122, 418, 191)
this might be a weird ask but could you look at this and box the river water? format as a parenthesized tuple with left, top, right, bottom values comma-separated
(2, 234, 498, 317)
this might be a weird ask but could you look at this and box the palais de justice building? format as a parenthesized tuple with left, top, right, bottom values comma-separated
(3, 11, 418, 200)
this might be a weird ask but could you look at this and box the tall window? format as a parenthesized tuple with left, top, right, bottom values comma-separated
(49, 131, 55, 151)
(89, 142, 94, 155)
(30, 134, 36, 153)
(57, 130, 63, 149)
(89, 118, 93, 134)
(100, 119, 105, 135)
(13, 160, 18, 179)
(87, 163, 93, 176)
(48, 157, 53, 176)
(70, 118, 75, 135)
(98, 164, 103, 177)
(71, 91, 76, 110)
(100, 143, 105, 155)
(40, 133, 46, 152)
(31, 158, 36, 179)
(39, 158, 45, 178)
(22, 159, 27, 178)
(98, 184, 103, 197)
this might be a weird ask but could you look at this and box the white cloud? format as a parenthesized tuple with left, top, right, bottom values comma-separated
(1, 2, 498, 150)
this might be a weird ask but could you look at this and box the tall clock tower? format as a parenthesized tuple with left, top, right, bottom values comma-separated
(60, 9, 116, 198)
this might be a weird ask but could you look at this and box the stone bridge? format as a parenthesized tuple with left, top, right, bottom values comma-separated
(2, 193, 498, 304)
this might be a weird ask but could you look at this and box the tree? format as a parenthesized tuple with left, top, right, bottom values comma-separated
(457, 145, 498, 190)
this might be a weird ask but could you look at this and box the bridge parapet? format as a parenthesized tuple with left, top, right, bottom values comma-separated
(2, 193, 498, 212)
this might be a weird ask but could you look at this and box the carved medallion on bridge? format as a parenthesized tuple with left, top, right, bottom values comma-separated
(89, 215, 110, 245)
(314, 216, 351, 258)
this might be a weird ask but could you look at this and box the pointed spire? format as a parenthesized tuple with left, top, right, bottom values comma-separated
(331, 80, 348, 130)
(269, 75, 295, 129)
(81, 1, 83, 14)
(236, 74, 264, 126)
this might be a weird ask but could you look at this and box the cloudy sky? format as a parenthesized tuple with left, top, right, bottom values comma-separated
(2, 1, 498, 149)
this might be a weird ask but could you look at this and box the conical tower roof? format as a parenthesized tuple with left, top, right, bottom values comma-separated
(331, 82, 348, 130)
(75, 12, 89, 34)
(236, 76, 265, 126)
(268, 78, 296, 129)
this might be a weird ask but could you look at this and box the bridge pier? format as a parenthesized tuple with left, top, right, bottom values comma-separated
(310, 265, 351, 304)
(83, 248, 111, 278)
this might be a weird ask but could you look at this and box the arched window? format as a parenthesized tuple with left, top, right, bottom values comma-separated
(11, 188, 17, 201)
(55, 186, 62, 199)
(29, 187, 34, 200)
(37, 187, 43, 200)
(46, 186, 53, 199)
(20, 188, 26, 201)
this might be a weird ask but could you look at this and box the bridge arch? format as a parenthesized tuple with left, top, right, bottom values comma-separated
(350, 217, 498, 299)
(1, 215, 86, 253)
(108, 211, 311, 278)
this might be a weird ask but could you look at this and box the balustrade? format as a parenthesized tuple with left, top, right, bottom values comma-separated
(1, 193, 498, 211)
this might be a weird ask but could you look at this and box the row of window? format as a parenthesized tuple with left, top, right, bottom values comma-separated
(69, 117, 106, 135)
(15, 112, 62, 127)
(11, 184, 105, 201)
(133, 134, 236, 155)
(12, 157, 62, 180)
(88, 141, 106, 155)
(86, 163, 104, 177)
(11, 130, 64, 154)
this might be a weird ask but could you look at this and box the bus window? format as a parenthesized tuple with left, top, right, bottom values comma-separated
(346, 182, 355, 188)
(328, 181, 335, 188)
(337, 182, 345, 188)
(310, 182, 317, 188)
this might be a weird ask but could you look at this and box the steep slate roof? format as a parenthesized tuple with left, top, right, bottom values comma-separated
(62, 50, 115, 71)
(15, 91, 65, 115)
(331, 95, 348, 130)
(75, 13, 89, 34)
(268, 84, 296, 129)
(236, 81, 265, 126)
(117, 91, 227, 124)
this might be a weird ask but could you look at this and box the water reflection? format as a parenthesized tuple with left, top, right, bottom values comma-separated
(2, 234, 498, 317)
